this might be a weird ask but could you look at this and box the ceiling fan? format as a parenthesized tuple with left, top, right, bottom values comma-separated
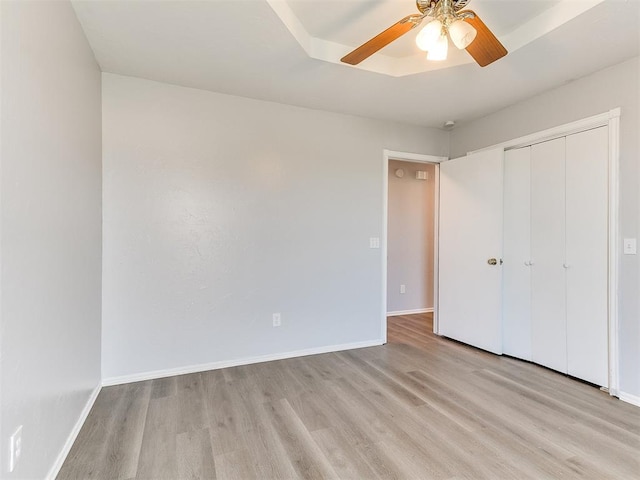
(341, 0, 507, 67)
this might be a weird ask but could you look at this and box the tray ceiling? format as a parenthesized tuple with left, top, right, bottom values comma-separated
(71, 0, 640, 128)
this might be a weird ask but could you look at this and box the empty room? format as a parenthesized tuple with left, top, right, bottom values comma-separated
(2, 0, 640, 478)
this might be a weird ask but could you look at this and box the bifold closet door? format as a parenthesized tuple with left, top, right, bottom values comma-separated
(503, 147, 532, 360)
(566, 126, 608, 386)
(531, 137, 567, 374)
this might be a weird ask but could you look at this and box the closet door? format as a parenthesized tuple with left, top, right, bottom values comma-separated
(566, 127, 608, 386)
(439, 148, 504, 355)
(503, 147, 532, 360)
(531, 137, 567, 373)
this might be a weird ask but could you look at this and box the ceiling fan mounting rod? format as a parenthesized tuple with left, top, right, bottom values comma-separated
(433, 0, 475, 28)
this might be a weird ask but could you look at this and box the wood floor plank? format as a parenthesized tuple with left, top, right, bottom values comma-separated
(57, 385, 129, 479)
(150, 376, 177, 399)
(233, 399, 300, 479)
(201, 369, 250, 457)
(310, 427, 382, 479)
(262, 399, 339, 479)
(59, 313, 640, 480)
(286, 373, 409, 479)
(176, 373, 208, 434)
(136, 395, 177, 479)
(213, 448, 257, 480)
(100, 382, 151, 479)
(176, 428, 217, 479)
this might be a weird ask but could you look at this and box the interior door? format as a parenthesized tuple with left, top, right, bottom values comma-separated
(439, 148, 504, 354)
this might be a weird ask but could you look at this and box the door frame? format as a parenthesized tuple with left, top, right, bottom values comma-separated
(381, 149, 448, 343)
(469, 108, 621, 396)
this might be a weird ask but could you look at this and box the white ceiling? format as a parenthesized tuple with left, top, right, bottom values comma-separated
(71, 0, 640, 128)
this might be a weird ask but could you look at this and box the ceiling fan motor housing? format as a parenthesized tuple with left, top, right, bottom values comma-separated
(417, 0, 471, 15)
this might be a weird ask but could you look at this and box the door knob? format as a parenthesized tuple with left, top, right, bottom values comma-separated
(488, 258, 498, 265)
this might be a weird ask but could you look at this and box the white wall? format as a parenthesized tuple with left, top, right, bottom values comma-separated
(387, 160, 435, 313)
(450, 57, 640, 400)
(0, 1, 102, 478)
(102, 73, 449, 381)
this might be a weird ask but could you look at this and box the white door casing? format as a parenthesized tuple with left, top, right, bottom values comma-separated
(381, 149, 447, 342)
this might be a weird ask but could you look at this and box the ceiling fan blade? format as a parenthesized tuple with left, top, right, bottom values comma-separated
(341, 15, 421, 65)
(461, 11, 507, 67)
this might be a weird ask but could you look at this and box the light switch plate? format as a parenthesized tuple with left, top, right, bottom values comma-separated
(369, 237, 380, 249)
(9, 425, 22, 472)
(623, 238, 637, 255)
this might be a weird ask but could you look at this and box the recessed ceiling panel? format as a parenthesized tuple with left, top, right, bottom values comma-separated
(287, 0, 562, 58)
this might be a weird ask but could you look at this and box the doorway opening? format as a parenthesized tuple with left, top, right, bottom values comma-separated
(381, 149, 447, 344)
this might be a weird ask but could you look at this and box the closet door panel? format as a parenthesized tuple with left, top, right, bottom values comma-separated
(531, 137, 567, 373)
(566, 126, 608, 386)
(503, 147, 532, 360)
(439, 148, 504, 354)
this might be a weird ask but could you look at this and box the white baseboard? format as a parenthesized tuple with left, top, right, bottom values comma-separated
(387, 308, 434, 317)
(102, 339, 384, 386)
(46, 384, 101, 480)
(618, 391, 640, 407)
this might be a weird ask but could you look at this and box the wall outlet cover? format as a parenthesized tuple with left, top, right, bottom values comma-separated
(9, 425, 23, 472)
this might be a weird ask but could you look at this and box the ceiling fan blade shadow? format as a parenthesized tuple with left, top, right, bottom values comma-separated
(461, 11, 507, 67)
(341, 15, 421, 65)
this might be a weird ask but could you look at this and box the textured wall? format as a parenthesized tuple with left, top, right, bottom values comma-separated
(0, 1, 102, 477)
(101, 73, 449, 381)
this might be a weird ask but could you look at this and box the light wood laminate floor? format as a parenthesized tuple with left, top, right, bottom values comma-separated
(58, 313, 640, 479)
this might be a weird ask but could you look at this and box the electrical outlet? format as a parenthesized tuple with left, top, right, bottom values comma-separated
(400, 284, 406, 294)
(272, 313, 281, 327)
(9, 425, 22, 473)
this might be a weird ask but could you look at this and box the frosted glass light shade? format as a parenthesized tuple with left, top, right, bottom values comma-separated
(449, 19, 477, 49)
(415, 20, 443, 52)
(426, 34, 448, 61)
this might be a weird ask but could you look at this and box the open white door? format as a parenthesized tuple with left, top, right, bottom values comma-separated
(439, 148, 504, 354)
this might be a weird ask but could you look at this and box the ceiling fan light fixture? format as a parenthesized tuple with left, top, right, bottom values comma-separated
(415, 19, 443, 52)
(426, 33, 448, 61)
(340, 0, 508, 68)
(448, 19, 477, 49)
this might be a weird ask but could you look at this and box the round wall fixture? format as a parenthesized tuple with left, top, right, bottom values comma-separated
(395, 168, 405, 178)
